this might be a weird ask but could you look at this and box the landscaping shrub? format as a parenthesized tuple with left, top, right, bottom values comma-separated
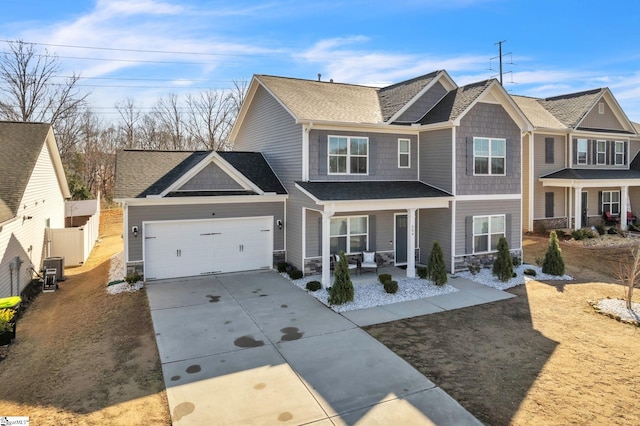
(524, 268, 537, 276)
(426, 241, 447, 286)
(383, 280, 398, 294)
(378, 273, 392, 284)
(571, 229, 586, 240)
(542, 231, 565, 276)
(328, 251, 354, 305)
(595, 224, 605, 236)
(468, 262, 481, 275)
(492, 236, 514, 282)
(416, 266, 428, 279)
(305, 280, 321, 292)
(288, 268, 303, 280)
(555, 229, 566, 240)
(125, 271, 142, 284)
(533, 221, 547, 236)
(512, 255, 522, 267)
(277, 262, 288, 273)
(607, 227, 619, 235)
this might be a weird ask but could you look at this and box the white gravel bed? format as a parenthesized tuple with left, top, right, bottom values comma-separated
(457, 264, 573, 291)
(283, 273, 458, 313)
(106, 251, 144, 295)
(592, 298, 640, 326)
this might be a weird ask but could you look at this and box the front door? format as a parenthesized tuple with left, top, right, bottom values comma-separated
(581, 192, 588, 227)
(395, 214, 408, 265)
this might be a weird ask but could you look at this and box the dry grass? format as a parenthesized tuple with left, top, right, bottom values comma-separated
(0, 209, 170, 425)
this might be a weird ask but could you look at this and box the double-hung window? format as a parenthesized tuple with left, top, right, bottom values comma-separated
(576, 139, 588, 165)
(328, 136, 368, 174)
(474, 137, 505, 175)
(473, 215, 505, 253)
(596, 140, 606, 165)
(615, 141, 625, 165)
(330, 216, 368, 254)
(602, 191, 620, 215)
(398, 139, 410, 168)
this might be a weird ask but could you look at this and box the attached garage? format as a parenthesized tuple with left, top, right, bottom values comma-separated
(143, 217, 273, 280)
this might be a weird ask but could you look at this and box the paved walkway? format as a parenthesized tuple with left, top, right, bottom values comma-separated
(146, 270, 511, 425)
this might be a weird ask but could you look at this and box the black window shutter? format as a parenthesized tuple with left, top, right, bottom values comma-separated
(624, 141, 628, 165)
(466, 137, 473, 175)
(598, 191, 603, 215)
(545, 137, 554, 164)
(465, 216, 473, 253)
(368, 215, 376, 250)
(608, 141, 613, 165)
(572, 139, 577, 164)
(505, 213, 512, 246)
(545, 192, 554, 218)
(590, 140, 596, 164)
(506, 139, 512, 176)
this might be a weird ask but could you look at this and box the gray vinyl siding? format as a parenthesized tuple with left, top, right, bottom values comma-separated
(580, 100, 625, 131)
(418, 208, 452, 269)
(454, 199, 521, 256)
(233, 84, 302, 192)
(286, 189, 318, 269)
(309, 129, 418, 180)
(456, 102, 521, 195)
(179, 162, 243, 190)
(396, 82, 448, 123)
(522, 133, 530, 229)
(533, 134, 566, 219)
(419, 128, 453, 193)
(127, 202, 285, 261)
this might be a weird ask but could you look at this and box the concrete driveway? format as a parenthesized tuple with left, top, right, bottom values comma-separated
(146, 270, 481, 425)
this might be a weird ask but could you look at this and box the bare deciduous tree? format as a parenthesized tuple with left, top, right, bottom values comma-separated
(615, 248, 640, 309)
(115, 98, 141, 148)
(186, 90, 233, 151)
(152, 94, 187, 150)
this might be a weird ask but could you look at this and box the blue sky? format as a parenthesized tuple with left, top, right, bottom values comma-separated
(2, 0, 640, 121)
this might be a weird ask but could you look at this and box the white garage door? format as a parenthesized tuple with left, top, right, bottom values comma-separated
(143, 217, 273, 281)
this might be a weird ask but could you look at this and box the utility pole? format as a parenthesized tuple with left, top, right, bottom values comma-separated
(490, 40, 514, 86)
(497, 40, 504, 85)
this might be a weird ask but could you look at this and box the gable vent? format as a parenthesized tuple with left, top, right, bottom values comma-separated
(598, 102, 604, 114)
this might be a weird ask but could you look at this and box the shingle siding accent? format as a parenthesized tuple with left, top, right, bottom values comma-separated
(396, 82, 448, 123)
(308, 129, 418, 180)
(127, 202, 285, 261)
(456, 102, 521, 195)
(419, 128, 453, 193)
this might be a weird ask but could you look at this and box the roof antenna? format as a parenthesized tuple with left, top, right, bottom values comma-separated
(318, 73, 321, 82)
(489, 40, 515, 86)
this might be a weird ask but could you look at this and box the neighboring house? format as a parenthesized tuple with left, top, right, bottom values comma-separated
(232, 71, 532, 286)
(0, 121, 71, 297)
(513, 89, 640, 232)
(114, 150, 287, 280)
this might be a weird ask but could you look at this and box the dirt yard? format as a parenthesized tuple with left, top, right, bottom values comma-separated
(366, 235, 640, 425)
(0, 209, 170, 425)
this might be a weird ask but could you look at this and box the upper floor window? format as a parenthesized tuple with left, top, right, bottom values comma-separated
(596, 140, 606, 165)
(330, 215, 368, 254)
(474, 137, 505, 175)
(398, 139, 410, 168)
(328, 136, 368, 175)
(576, 139, 588, 165)
(473, 214, 505, 253)
(615, 141, 625, 165)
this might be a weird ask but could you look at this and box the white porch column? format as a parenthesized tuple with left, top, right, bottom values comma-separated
(407, 208, 416, 278)
(321, 211, 332, 288)
(574, 186, 582, 230)
(621, 186, 629, 231)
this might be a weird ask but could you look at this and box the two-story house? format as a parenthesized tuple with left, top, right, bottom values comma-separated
(513, 89, 640, 232)
(115, 71, 532, 287)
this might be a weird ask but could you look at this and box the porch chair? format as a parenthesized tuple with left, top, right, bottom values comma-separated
(627, 211, 637, 226)
(360, 251, 380, 275)
(331, 254, 359, 276)
(603, 211, 620, 226)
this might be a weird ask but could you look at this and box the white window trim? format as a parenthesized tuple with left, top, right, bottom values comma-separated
(577, 139, 588, 165)
(328, 135, 369, 175)
(602, 190, 620, 215)
(398, 138, 411, 168)
(329, 215, 369, 254)
(615, 141, 625, 165)
(473, 137, 506, 176)
(472, 214, 505, 254)
(596, 140, 606, 165)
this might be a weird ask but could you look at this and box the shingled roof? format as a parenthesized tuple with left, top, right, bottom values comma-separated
(419, 79, 495, 125)
(295, 181, 451, 201)
(0, 121, 54, 223)
(511, 95, 566, 129)
(537, 88, 604, 128)
(114, 150, 286, 199)
(377, 71, 441, 122)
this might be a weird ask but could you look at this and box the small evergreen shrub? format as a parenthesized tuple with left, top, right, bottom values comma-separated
(468, 262, 481, 275)
(288, 268, 303, 280)
(524, 268, 537, 276)
(125, 271, 142, 284)
(512, 255, 522, 267)
(542, 231, 565, 276)
(555, 229, 566, 240)
(571, 229, 586, 240)
(277, 262, 288, 273)
(378, 273, 392, 284)
(426, 241, 447, 286)
(383, 280, 398, 294)
(416, 266, 428, 279)
(328, 251, 354, 305)
(595, 224, 605, 236)
(533, 221, 547, 236)
(607, 227, 619, 235)
(492, 236, 514, 282)
(305, 280, 321, 292)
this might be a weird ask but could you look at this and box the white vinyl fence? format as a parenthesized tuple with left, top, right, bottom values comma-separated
(49, 198, 101, 266)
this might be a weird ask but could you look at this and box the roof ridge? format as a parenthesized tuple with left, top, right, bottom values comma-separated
(378, 70, 442, 91)
(543, 88, 603, 101)
(256, 74, 376, 89)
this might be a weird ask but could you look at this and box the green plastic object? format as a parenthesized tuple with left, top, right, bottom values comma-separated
(0, 296, 21, 309)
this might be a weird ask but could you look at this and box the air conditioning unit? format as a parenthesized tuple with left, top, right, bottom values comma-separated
(43, 257, 65, 281)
